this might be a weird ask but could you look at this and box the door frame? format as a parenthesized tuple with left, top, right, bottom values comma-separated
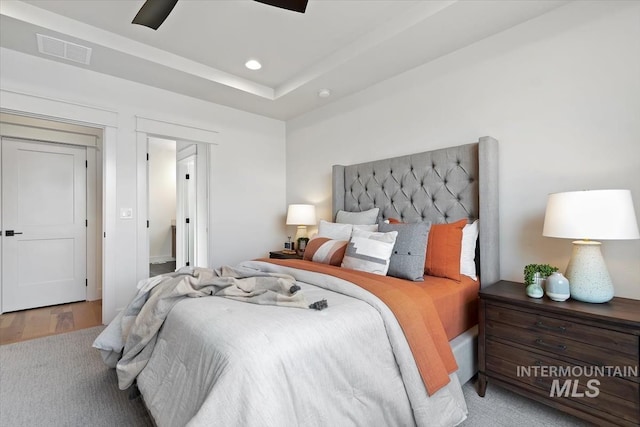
(0, 120, 102, 313)
(135, 116, 218, 282)
(0, 90, 117, 321)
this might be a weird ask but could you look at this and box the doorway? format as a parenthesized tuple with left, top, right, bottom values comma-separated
(147, 139, 206, 276)
(0, 112, 103, 317)
(148, 138, 177, 276)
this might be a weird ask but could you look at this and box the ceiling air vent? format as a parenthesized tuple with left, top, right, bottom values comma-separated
(36, 34, 92, 65)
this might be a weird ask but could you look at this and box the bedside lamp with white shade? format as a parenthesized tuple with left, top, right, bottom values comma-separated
(542, 189, 640, 303)
(286, 204, 316, 242)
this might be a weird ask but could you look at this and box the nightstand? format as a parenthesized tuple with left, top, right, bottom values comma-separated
(478, 280, 640, 427)
(269, 251, 303, 260)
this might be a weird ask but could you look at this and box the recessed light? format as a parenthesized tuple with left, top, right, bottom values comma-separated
(318, 88, 331, 98)
(245, 59, 262, 70)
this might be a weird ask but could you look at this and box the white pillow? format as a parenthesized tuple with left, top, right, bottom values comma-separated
(353, 224, 379, 233)
(318, 220, 378, 240)
(336, 208, 379, 225)
(341, 228, 398, 276)
(460, 220, 479, 280)
(318, 220, 353, 240)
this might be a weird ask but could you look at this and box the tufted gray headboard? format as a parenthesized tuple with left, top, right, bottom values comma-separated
(332, 136, 499, 288)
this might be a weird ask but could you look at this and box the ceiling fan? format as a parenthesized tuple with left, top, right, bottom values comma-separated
(133, 0, 309, 30)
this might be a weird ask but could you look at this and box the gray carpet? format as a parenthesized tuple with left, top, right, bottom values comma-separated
(0, 326, 153, 427)
(461, 379, 590, 426)
(0, 327, 590, 427)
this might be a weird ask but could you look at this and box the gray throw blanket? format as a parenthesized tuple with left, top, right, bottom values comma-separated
(95, 265, 312, 390)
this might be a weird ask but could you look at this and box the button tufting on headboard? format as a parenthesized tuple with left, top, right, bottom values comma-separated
(339, 145, 479, 225)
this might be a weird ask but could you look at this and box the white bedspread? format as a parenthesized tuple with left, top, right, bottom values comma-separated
(128, 261, 467, 426)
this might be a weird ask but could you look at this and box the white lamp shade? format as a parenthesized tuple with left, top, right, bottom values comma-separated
(543, 190, 640, 240)
(286, 204, 316, 226)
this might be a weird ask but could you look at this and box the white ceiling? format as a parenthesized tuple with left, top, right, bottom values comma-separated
(0, 0, 569, 120)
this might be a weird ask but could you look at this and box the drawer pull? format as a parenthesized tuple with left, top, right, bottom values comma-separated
(535, 320, 566, 333)
(535, 338, 567, 351)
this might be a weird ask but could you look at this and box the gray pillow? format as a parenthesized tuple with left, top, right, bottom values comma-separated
(336, 208, 379, 225)
(379, 221, 431, 281)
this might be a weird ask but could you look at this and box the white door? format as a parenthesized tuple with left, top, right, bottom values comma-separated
(1, 138, 87, 312)
(176, 154, 196, 268)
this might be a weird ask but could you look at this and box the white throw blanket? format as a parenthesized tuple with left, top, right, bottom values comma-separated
(93, 265, 311, 389)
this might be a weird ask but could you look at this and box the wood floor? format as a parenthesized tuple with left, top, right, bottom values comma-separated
(0, 300, 102, 345)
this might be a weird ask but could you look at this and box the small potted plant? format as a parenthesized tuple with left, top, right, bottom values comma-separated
(524, 263, 558, 298)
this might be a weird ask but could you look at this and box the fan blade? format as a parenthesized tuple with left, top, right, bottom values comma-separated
(254, 0, 308, 14)
(132, 0, 179, 30)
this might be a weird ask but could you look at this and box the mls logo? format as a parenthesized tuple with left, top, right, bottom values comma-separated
(549, 379, 600, 398)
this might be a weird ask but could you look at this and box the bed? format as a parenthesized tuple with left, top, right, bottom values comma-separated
(330, 135, 499, 387)
(94, 136, 499, 427)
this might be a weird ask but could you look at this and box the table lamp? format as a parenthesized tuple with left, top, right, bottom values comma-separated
(542, 189, 639, 303)
(286, 204, 316, 241)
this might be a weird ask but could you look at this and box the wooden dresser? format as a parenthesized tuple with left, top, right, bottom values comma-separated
(478, 281, 640, 426)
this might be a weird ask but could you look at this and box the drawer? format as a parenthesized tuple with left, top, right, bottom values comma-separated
(486, 320, 638, 374)
(486, 339, 640, 425)
(486, 303, 639, 358)
(486, 339, 639, 404)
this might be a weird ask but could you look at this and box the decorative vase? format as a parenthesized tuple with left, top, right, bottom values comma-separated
(545, 272, 570, 302)
(526, 273, 544, 298)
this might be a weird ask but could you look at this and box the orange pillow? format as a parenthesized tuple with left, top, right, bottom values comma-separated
(388, 217, 403, 224)
(303, 237, 348, 266)
(424, 219, 467, 281)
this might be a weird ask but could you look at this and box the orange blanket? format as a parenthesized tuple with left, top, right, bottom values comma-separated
(415, 274, 479, 340)
(261, 258, 458, 395)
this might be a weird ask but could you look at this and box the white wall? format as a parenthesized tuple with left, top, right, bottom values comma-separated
(148, 137, 176, 263)
(1, 47, 286, 321)
(286, 1, 640, 299)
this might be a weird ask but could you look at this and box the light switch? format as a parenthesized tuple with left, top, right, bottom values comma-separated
(120, 208, 133, 219)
